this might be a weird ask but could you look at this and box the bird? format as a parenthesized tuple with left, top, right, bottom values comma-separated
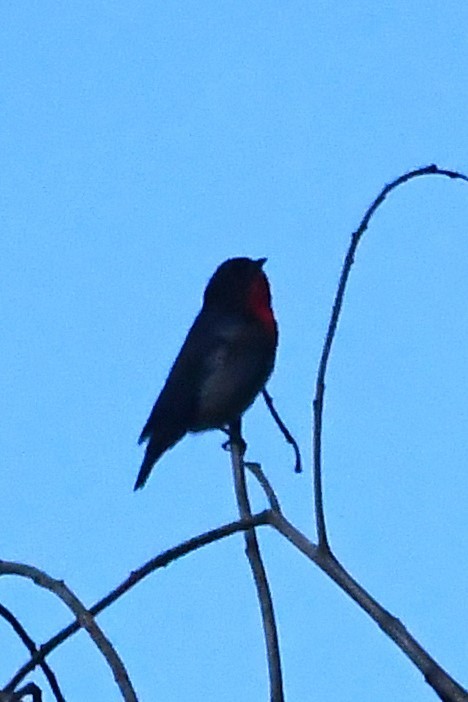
(134, 257, 278, 490)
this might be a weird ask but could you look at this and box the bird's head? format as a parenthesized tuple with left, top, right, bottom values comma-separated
(203, 257, 276, 332)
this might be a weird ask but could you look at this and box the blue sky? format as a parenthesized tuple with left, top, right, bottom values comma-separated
(1, 2, 468, 700)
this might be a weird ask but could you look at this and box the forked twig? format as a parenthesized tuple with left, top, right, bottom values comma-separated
(4, 512, 272, 693)
(0, 562, 137, 702)
(1, 682, 43, 701)
(0, 603, 65, 702)
(13, 683, 42, 702)
(267, 510, 468, 702)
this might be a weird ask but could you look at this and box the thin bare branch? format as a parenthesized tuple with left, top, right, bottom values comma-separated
(267, 510, 468, 702)
(5, 503, 467, 701)
(229, 420, 285, 702)
(14, 683, 42, 702)
(313, 164, 468, 551)
(262, 388, 302, 473)
(1, 683, 42, 701)
(0, 561, 137, 702)
(0, 683, 42, 702)
(5, 511, 272, 693)
(0, 603, 65, 702)
(244, 461, 282, 513)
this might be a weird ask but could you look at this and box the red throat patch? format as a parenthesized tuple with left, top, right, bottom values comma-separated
(247, 274, 277, 336)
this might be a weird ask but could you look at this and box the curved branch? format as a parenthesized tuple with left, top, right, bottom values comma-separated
(313, 164, 468, 550)
(0, 562, 137, 702)
(11, 683, 42, 701)
(262, 388, 302, 473)
(5, 511, 272, 693)
(245, 461, 282, 513)
(5, 505, 467, 701)
(0, 604, 65, 702)
(229, 424, 284, 702)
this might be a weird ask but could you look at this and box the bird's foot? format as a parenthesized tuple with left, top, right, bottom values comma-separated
(222, 436, 247, 456)
(222, 423, 247, 457)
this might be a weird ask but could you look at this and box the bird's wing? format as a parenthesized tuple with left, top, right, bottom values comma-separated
(138, 310, 222, 444)
(135, 313, 219, 489)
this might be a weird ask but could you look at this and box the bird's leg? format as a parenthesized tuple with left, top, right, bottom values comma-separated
(222, 418, 247, 457)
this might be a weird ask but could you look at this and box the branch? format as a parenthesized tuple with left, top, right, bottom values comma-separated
(245, 461, 282, 513)
(0, 683, 42, 702)
(313, 164, 468, 550)
(5, 505, 467, 700)
(0, 562, 137, 702)
(0, 604, 65, 702)
(229, 420, 285, 702)
(5, 511, 272, 693)
(265, 510, 468, 702)
(262, 388, 302, 473)
(16, 684, 42, 701)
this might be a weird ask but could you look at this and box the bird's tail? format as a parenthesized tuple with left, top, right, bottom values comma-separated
(134, 428, 185, 490)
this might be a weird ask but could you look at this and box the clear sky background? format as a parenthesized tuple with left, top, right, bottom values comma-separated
(1, 2, 468, 701)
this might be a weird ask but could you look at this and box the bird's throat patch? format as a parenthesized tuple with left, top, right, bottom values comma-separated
(247, 274, 277, 335)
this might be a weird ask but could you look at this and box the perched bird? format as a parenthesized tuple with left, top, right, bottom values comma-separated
(135, 257, 278, 490)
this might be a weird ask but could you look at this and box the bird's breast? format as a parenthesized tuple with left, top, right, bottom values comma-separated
(192, 320, 276, 431)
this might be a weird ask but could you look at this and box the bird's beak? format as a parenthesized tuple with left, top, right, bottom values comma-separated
(255, 257, 267, 268)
